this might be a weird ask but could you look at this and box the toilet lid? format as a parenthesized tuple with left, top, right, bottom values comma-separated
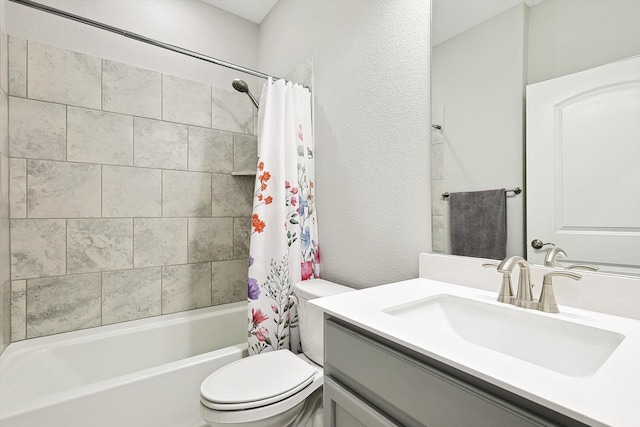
(200, 350, 317, 410)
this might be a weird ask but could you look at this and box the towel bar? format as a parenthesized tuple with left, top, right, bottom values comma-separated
(441, 187, 522, 199)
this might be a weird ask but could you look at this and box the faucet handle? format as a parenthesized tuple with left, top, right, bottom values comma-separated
(483, 263, 514, 304)
(482, 262, 499, 269)
(538, 271, 581, 313)
(566, 264, 599, 272)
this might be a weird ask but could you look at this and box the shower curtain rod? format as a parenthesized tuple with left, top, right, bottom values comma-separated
(9, 0, 280, 81)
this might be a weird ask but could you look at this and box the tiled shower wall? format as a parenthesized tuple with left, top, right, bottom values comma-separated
(7, 38, 257, 341)
(0, 5, 9, 354)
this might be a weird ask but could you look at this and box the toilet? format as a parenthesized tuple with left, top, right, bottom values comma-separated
(200, 279, 353, 427)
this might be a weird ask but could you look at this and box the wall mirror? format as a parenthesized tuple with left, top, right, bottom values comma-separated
(430, 0, 640, 276)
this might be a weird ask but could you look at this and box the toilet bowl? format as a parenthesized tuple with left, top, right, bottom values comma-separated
(200, 279, 352, 427)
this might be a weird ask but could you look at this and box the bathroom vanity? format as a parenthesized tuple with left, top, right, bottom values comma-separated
(313, 278, 640, 427)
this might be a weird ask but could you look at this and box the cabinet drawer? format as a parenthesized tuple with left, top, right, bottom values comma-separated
(325, 319, 554, 427)
(324, 377, 400, 427)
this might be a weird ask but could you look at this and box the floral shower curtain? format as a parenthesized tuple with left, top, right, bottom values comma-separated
(247, 78, 319, 355)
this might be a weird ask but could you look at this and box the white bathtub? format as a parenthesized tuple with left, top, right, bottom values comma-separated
(0, 301, 248, 427)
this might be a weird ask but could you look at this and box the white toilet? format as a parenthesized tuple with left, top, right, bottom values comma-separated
(200, 279, 352, 427)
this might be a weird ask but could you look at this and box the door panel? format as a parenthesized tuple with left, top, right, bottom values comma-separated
(526, 56, 640, 275)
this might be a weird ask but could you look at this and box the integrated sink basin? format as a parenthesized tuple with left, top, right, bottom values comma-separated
(383, 294, 625, 377)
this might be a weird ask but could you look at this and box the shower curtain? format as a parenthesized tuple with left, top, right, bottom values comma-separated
(247, 78, 319, 355)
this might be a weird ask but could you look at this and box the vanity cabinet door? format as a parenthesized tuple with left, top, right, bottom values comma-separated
(325, 318, 567, 427)
(324, 377, 400, 427)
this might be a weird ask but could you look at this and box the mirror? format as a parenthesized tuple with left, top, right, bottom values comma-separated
(430, 0, 640, 276)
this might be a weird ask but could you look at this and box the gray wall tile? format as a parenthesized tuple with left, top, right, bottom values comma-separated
(8, 36, 26, 98)
(211, 174, 254, 217)
(432, 214, 445, 253)
(0, 154, 7, 218)
(0, 219, 9, 347)
(0, 279, 8, 351)
(253, 108, 258, 136)
(233, 134, 258, 172)
(67, 219, 134, 274)
(9, 158, 26, 218)
(188, 126, 233, 173)
(212, 259, 247, 305)
(11, 280, 26, 341)
(212, 86, 254, 135)
(431, 179, 444, 216)
(188, 217, 233, 263)
(162, 263, 211, 314)
(162, 75, 211, 127)
(134, 117, 187, 170)
(102, 165, 161, 217)
(0, 220, 9, 271)
(9, 97, 66, 160)
(0, 21, 7, 94)
(27, 41, 101, 109)
(0, 90, 7, 156)
(102, 60, 161, 119)
(26, 273, 101, 338)
(431, 143, 443, 180)
(11, 219, 65, 280)
(27, 160, 101, 218)
(67, 107, 133, 166)
(233, 217, 251, 259)
(102, 267, 161, 325)
(134, 218, 187, 268)
(163, 170, 211, 217)
(0, 219, 9, 278)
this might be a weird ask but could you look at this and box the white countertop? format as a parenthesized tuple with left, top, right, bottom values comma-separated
(312, 278, 640, 427)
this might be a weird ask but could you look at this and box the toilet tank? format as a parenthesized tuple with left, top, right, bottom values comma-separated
(293, 279, 353, 366)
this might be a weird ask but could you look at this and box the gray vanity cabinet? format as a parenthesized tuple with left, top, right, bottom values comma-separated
(323, 317, 587, 427)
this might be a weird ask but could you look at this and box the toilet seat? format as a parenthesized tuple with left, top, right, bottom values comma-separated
(201, 350, 317, 411)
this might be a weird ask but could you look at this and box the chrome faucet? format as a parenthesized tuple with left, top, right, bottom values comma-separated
(482, 262, 514, 304)
(489, 255, 584, 313)
(543, 247, 567, 267)
(544, 247, 600, 271)
(538, 271, 582, 313)
(497, 256, 537, 309)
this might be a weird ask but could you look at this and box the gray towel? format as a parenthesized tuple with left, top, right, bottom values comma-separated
(449, 189, 506, 260)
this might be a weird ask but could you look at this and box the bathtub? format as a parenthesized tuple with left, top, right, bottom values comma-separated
(0, 301, 248, 427)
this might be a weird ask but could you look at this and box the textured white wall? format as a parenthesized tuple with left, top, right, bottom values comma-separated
(258, 0, 432, 288)
(6, 0, 261, 90)
(528, 0, 640, 84)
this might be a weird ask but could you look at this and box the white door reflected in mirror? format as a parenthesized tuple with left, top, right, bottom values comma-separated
(526, 56, 640, 276)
